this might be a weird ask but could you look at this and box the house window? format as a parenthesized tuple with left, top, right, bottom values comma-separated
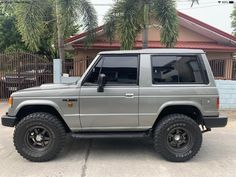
(209, 59, 225, 77)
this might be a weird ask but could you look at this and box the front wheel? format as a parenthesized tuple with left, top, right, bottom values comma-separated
(14, 112, 66, 162)
(153, 114, 202, 162)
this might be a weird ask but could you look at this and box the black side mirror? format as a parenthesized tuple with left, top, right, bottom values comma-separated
(97, 74, 106, 92)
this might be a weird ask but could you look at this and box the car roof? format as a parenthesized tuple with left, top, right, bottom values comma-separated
(99, 49, 205, 55)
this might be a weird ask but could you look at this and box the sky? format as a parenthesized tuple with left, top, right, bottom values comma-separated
(90, 0, 235, 34)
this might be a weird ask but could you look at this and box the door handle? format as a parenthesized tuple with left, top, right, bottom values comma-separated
(125, 93, 134, 98)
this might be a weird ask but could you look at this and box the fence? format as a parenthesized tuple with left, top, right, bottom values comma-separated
(0, 52, 53, 99)
(63, 58, 93, 76)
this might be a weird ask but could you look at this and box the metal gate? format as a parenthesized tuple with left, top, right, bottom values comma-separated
(0, 52, 53, 100)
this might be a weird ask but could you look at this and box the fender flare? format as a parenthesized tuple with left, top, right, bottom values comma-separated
(14, 100, 63, 117)
(156, 101, 203, 119)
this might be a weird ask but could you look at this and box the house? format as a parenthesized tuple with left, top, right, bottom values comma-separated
(65, 11, 236, 80)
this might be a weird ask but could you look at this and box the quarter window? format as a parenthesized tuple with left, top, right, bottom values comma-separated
(151, 55, 205, 84)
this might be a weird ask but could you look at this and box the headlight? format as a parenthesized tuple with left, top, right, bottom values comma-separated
(8, 97, 13, 107)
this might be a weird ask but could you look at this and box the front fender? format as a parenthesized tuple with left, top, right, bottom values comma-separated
(13, 100, 63, 117)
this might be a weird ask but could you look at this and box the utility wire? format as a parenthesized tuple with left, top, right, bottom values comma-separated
(178, 3, 232, 10)
(91, 1, 231, 6)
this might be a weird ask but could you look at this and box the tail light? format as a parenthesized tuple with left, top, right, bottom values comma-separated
(217, 97, 220, 110)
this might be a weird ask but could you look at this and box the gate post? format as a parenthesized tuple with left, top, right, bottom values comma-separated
(53, 59, 62, 84)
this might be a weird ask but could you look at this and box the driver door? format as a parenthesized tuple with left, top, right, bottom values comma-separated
(79, 55, 139, 129)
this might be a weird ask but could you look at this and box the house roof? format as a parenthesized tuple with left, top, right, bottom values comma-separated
(65, 25, 104, 44)
(65, 11, 236, 52)
(177, 11, 236, 42)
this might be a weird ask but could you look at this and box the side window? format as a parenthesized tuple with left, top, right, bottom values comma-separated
(101, 56, 138, 85)
(152, 55, 205, 84)
(83, 55, 139, 85)
(83, 59, 103, 85)
(152, 56, 178, 83)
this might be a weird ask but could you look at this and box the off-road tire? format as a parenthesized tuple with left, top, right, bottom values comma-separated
(14, 112, 66, 162)
(153, 114, 202, 162)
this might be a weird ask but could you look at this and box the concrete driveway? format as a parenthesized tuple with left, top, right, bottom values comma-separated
(0, 102, 236, 177)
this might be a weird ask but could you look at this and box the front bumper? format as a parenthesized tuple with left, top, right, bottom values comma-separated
(203, 116, 228, 128)
(1, 114, 16, 127)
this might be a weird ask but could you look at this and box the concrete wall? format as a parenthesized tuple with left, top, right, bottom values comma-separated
(216, 80, 236, 109)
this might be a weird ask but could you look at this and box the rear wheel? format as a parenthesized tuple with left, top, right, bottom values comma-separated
(14, 112, 66, 162)
(153, 114, 202, 162)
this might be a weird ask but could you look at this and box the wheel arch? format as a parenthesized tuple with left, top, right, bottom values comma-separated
(153, 102, 204, 129)
(15, 101, 71, 132)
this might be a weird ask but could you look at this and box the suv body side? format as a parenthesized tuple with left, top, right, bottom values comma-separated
(75, 51, 218, 131)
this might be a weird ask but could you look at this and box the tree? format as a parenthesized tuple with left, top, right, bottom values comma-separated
(104, 0, 199, 49)
(0, 4, 65, 59)
(231, 5, 236, 36)
(2, 0, 97, 61)
(0, 14, 28, 52)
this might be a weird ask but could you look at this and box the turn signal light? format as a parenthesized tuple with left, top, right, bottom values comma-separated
(8, 97, 13, 107)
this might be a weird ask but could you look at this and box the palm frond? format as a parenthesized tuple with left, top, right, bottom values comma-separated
(14, 0, 49, 51)
(191, 0, 199, 7)
(231, 5, 236, 36)
(104, 1, 124, 44)
(72, 0, 98, 46)
(104, 0, 143, 50)
(104, 8, 117, 44)
(58, 0, 77, 34)
(154, 0, 178, 48)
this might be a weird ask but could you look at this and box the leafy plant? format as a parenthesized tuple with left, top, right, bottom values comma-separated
(104, 0, 198, 49)
(1, 0, 98, 61)
(231, 4, 236, 36)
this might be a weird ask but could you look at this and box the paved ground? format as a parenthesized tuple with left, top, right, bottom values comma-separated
(0, 102, 236, 177)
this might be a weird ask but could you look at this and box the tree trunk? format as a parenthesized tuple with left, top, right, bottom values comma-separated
(55, 0, 65, 72)
(143, 1, 150, 49)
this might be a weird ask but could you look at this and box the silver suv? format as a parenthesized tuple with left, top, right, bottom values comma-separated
(1, 49, 227, 162)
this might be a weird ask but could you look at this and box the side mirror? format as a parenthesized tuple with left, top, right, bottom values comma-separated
(97, 74, 106, 92)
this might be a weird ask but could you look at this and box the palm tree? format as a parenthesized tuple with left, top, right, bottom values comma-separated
(2, 0, 97, 61)
(104, 0, 198, 49)
(231, 4, 236, 36)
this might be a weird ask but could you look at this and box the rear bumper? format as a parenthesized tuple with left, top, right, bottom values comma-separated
(1, 114, 16, 127)
(203, 116, 228, 128)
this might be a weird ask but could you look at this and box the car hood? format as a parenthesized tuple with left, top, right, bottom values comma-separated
(11, 83, 78, 97)
(26, 83, 73, 91)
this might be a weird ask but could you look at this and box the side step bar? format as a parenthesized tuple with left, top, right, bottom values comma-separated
(71, 131, 150, 139)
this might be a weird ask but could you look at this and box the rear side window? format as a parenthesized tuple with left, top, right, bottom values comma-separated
(151, 55, 206, 84)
